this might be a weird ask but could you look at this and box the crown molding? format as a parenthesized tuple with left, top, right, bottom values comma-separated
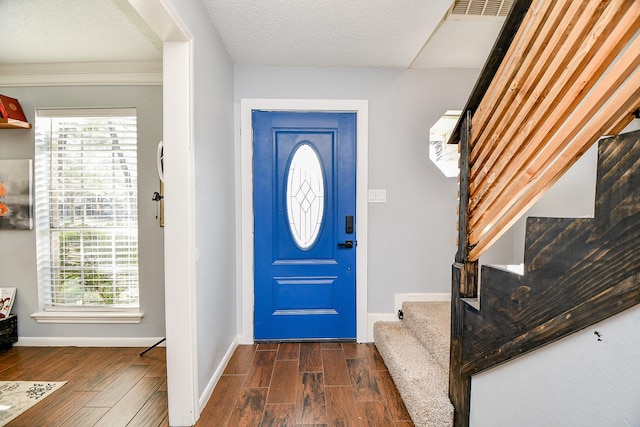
(0, 61, 162, 86)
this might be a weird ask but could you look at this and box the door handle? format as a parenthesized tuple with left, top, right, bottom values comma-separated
(338, 240, 354, 249)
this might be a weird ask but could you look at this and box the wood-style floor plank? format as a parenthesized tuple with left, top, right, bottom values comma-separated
(127, 389, 169, 427)
(325, 385, 360, 426)
(375, 370, 412, 422)
(257, 343, 279, 351)
(85, 364, 152, 407)
(58, 407, 110, 427)
(342, 342, 373, 359)
(0, 342, 413, 427)
(368, 343, 388, 370)
(267, 360, 298, 404)
(347, 358, 383, 402)
(227, 388, 268, 427)
(93, 376, 164, 427)
(299, 343, 322, 372)
(0, 347, 66, 380)
(6, 387, 98, 427)
(276, 342, 300, 361)
(23, 352, 86, 380)
(358, 401, 395, 426)
(0, 347, 170, 427)
(322, 349, 350, 386)
(260, 403, 296, 426)
(139, 348, 167, 379)
(69, 353, 138, 393)
(224, 345, 256, 375)
(243, 350, 276, 388)
(321, 342, 342, 350)
(295, 372, 326, 424)
(196, 374, 244, 426)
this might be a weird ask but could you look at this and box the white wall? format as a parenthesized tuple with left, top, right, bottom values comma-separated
(234, 66, 514, 314)
(470, 305, 640, 426)
(513, 118, 640, 261)
(512, 144, 598, 262)
(0, 85, 165, 340)
(167, 0, 237, 400)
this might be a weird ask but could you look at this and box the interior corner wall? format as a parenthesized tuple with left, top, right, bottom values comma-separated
(0, 85, 165, 339)
(234, 66, 482, 314)
(167, 0, 237, 399)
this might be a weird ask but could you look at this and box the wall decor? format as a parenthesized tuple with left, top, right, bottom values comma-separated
(0, 159, 33, 230)
(0, 288, 16, 318)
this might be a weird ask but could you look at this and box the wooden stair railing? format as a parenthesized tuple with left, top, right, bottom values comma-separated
(464, 130, 640, 372)
(451, 130, 640, 426)
(448, 0, 640, 425)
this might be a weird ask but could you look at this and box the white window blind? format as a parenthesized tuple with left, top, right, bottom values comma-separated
(35, 108, 139, 309)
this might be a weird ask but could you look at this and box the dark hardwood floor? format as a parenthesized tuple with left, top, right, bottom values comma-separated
(0, 342, 412, 426)
(0, 345, 168, 427)
(197, 342, 413, 427)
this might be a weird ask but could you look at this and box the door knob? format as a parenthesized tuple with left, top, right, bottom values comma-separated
(338, 240, 354, 249)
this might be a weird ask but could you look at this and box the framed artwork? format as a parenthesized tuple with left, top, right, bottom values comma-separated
(0, 159, 33, 230)
(0, 288, 16, 318)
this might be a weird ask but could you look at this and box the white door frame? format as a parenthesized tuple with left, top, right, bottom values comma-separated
(240, 99, 369, 343)
(127, 1, 198, 425)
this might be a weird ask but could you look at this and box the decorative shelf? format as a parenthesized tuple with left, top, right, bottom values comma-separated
(0, 118, 31, 129)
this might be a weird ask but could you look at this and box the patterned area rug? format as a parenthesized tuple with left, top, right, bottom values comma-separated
(0, 381, 66, 426)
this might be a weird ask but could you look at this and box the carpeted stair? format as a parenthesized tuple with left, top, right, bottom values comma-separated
(374, 301, 453, 427)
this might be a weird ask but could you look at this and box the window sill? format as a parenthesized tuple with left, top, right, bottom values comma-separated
(31, 311, 144, 324)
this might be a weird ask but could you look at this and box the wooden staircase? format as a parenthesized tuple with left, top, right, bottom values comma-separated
(451, 130, 640, 425)
(373, 131, 640, 426)
(446, 1, 640, 424)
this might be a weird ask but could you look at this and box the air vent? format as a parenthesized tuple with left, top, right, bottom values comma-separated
(450, 0, 514, 17)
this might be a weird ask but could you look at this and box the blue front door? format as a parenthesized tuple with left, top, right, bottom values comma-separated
(253, 111, 357, 340)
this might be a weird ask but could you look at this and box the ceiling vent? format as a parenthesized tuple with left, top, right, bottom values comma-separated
(449, 0, 514, 19)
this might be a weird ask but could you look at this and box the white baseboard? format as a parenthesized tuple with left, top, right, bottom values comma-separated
(394, 292, 451, 313)
(15, 336, 167, 347)
(367, 313, 398, 342)
(198, 335, 239, 415)
(368, 293, 452, 342)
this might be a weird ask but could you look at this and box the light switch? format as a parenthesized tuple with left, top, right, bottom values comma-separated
(368, 189, 387, 203)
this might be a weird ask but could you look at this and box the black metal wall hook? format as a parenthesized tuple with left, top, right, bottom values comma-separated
(152, 191, 163, 201)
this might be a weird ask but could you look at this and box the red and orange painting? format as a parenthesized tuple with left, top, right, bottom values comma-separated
(0, 159, 32, 230)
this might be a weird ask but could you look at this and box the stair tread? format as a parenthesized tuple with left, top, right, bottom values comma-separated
(402, 301, 451, 370)
(374, 320, 453, 427)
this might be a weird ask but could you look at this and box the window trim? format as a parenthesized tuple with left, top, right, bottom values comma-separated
(31, 310, 144, 324)
(33, 107, 143, 322)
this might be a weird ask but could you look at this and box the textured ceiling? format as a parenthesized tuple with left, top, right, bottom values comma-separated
(202, 0, 454, 68)
(0, 0, 162, 64)
(0, 0, 504, 70)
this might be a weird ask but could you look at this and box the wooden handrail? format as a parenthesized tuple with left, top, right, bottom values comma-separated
(464, 0, 640, 259)
(470, 0, 616, 190)
(470, 65, 640, 260)
(470, 0, 568, 167)
(470, 3, 640, 220)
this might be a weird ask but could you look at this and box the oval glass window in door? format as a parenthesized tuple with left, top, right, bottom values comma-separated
(286, 143, 325, 250)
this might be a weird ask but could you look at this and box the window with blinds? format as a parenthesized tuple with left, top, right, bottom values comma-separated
(35, 108, 139, 309)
